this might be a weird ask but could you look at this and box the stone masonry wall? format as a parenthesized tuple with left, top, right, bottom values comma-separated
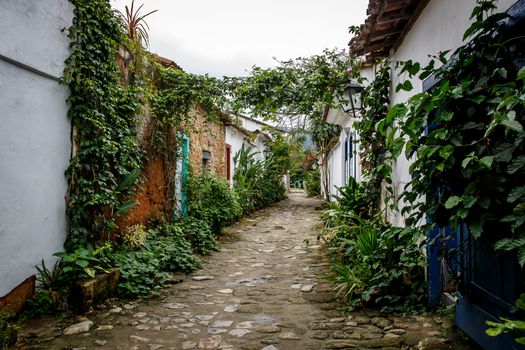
(188, 105, 226, 179)
(117, 104, 226, 231)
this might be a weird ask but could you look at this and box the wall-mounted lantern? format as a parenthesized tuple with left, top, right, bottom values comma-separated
(341, 80, 364, 117)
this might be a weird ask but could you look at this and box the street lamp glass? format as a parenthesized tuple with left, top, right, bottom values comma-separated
(342, 80, 363, 116)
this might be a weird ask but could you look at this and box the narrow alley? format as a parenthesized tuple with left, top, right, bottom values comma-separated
(20, 192, 471, 350)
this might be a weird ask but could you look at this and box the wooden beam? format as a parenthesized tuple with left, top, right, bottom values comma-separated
(369, 29, 403, 42)
(377, 13, 411, 25)
(384, 1, 409, 13)
(393, 0, 431, 51)
(363, 39, 396, 54)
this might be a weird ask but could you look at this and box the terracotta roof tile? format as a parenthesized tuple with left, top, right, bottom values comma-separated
(349, 0, 428, 59)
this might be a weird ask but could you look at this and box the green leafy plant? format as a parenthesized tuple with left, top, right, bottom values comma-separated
(334, 176, 373, 218)
(351, 60, 397, 212)
(122, 224, 148, 248)
(188, 171, 242, 232)
(486, 294, 525, 345)
(154, 222, 200, 271)
(327, 263, 370, 303)
(114, 228, 199, 297)
(177, 217, 218, 255)
(319, 203, 360, 242)
(309, 117, 342, 200)
(354, 226, 380, 258)
(233, 143, 286, 213)
(388, 0, 525, 267)
(64, 0, 144, 250)
(233, 145, 264, 213)
(321, 183, 426, 312)
(24, 291, 57, 317)
(326, 221, 426, 312)
(319, 179, 376, 243)
(54, 243, 111, 279)
(304, 168, 321, 197)
(114, 246, 173, 297)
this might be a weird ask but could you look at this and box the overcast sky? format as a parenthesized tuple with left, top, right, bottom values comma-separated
(111, 0, 369, 77)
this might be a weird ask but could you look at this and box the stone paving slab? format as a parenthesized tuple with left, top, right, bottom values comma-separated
(15, 192, 477, 350)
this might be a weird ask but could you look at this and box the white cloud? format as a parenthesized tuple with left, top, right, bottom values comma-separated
(111, 0, 369, 77)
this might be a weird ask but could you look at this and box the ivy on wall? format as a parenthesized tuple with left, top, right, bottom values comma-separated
(63, 0, 143, 250)
(151, 65, 226, 151)
(63, 0, 236, 251)
(390, 1, 525, 265)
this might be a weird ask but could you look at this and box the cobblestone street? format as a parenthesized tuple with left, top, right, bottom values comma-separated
(19, 192, 475, 350)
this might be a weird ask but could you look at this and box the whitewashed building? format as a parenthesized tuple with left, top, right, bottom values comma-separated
(224, 113, 272, 185)
(350, 0, 517, 226)
(339, 1, 522, 349)
(321, 107, 363, 200)
(323, 0, 517, 216)
(0, 0, 73, 310)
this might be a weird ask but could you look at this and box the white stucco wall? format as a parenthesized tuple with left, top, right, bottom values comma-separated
(226, 116, 272, 185)
(252, 134, 269, 162)
(324, 117, 363, 201)
(241, 117, 271, 133)
(0, 0, 73, 296)
(329, 141, 343, 199)
(385, 0, 516, 226)
(225, 126, 249, 185)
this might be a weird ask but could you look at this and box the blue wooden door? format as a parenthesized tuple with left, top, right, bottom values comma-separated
(422, 106, 524, 349)
(455, 224, 525, 350)
(181, 135, 189, 215)
(174, 134, 189, 218)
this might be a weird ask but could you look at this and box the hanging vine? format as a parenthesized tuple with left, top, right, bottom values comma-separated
(352, 60, 402, 213)
(63, 0, 143, 250)
(147, 65, 226, 216)
(391, 0, 525, 265)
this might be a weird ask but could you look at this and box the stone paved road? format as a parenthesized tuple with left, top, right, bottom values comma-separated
(19, 192, 476, 350)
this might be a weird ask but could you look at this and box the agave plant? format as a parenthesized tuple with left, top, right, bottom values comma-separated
(233, 145, 265, 210)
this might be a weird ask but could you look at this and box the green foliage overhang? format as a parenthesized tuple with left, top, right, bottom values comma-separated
(391, 0, 525, 266)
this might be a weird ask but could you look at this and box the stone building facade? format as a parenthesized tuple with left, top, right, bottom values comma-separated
(117, 103, 227, 229)
(187, 105, 226, 179)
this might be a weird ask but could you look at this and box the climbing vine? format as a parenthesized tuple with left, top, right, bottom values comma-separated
(151, 64, 226, 151)
(63, 0, 143, 250)
(352, 61, 399, 213)
(391, 0, 525, 265)
(148, 65, 227, 215)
